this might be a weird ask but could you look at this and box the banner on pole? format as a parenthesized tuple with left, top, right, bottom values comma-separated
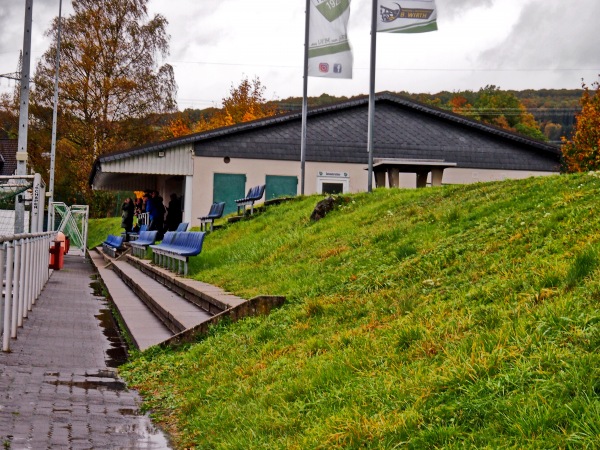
(308, 0, 353, 79)
(377, 0, 438, 33)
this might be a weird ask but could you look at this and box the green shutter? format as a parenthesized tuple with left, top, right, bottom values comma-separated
(265, 175, 298, 200)
(213, 173, 246, 215)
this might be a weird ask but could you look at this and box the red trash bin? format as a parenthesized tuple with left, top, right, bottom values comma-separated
(49, 232, 66, 270)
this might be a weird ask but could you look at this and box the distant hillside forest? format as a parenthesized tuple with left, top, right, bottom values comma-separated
(155, 87, 583, 145)
(268, 89, 584, 144)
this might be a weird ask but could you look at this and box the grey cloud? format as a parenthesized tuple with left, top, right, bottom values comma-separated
(0, 0, 66, 63)
(479, 0, 600, 73)
(438, 0, 495, 20)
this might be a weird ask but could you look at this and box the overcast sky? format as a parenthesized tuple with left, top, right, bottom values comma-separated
(1, 0, 598, 110)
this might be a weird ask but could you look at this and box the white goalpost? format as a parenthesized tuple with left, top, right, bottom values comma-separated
(0, 174, 46, 236)
(48, 202, 89, 256)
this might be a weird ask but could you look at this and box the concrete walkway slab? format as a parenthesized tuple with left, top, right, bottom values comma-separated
(0, 254, 171, 449)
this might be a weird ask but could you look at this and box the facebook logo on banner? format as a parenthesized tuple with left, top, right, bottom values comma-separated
(333, 64, 343, 74)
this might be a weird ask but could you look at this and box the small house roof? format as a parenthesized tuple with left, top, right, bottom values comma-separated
(0, 139, 17, 176)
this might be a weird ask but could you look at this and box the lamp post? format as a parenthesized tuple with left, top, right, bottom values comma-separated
(48, 0, 63, 230)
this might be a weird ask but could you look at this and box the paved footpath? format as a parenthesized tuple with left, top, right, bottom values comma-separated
(0, 254, 171, 449)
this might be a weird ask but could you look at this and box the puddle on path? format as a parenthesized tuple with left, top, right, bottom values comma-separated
(45, 377, 127, 391)
(86, 278, 172, 449)
(90, 277, 129, 368)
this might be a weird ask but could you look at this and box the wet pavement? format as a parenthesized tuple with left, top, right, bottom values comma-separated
(0, 254, 171, 449)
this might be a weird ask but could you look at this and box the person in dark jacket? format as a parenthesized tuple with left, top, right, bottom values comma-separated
(165, 193, 183, 231)
(121, 197, 135, 240)
(148, 190, 165, 238)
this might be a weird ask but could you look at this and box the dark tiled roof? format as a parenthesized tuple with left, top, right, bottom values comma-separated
(91, 92, 561, 179)
(0, 139, 17, 176)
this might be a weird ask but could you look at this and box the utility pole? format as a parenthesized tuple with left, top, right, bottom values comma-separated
(15, 0, 34, 233)
(0, 53, 22, 84)
(49, 0, 63, 214)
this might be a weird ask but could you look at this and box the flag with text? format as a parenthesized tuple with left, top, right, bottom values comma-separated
(377, 0, 438, 33)
(308, 0, 353, 78)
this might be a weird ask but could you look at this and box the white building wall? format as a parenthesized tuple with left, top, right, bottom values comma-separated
(191, 155, 558, 227)
(192, 157, 372, 226)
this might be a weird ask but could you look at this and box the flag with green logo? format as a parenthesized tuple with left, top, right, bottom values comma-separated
(377, 0, 438, 33)
(308, 0, 353, 78)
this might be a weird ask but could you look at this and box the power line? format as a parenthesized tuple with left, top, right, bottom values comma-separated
(167, 59, 598, 73)
(0, 52, 22, 82)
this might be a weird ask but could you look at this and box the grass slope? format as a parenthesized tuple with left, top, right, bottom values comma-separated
(87, 217, 124, 248)
(116, 174, 600, 449)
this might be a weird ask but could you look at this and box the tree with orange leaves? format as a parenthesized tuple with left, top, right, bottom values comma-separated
(561, 78, 600, 172)
(191, 76, 276, 133)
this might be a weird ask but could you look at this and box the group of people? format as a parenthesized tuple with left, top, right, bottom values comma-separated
(121, 191, 183, 240)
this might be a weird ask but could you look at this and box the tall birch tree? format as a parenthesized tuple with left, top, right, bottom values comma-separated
(31, 0, 177, 206)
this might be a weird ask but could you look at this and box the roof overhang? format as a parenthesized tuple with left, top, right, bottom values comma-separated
(90, 143, 194, 191)
(372, 158, 458, 173)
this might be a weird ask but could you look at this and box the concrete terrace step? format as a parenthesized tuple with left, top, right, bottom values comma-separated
(88, 250, 173, 351)
(109, 259, 213, 334)
(90, 246, 286, 350)
(126, 255, 246, 312)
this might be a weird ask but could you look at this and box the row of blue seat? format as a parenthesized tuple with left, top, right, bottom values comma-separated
(235, 184, 265, 215)
(125, 221, 189, 241)
(199, 202, 225, 231)
(129, 230, 158, 257)
(149, 231, 206, 275)
(102, 234, 124, 257)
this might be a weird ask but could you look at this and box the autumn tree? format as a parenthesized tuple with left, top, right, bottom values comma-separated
(561, 78, 600, 172)
(31, 0, 177, 212)
(448, 94, 473, 115)
(191, 76, 277, 133)
(452, 86, 544, 140)
(0, 93, 18, 139)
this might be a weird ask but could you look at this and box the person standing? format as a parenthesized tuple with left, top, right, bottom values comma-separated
(165, 193, 183, 231)
(121, 197, 135, 240)
(148, 190, 165, 238)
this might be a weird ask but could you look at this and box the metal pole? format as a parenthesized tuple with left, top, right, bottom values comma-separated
(13, 239, 22, 329)
(300, 0, 310, 196)
(367, 0, 378, 193)
(15, 0, 34, 233)
(2, 243, 12, 351)
(8, 242, 17, 340)
(0, 245, 5, 338)
(49, 0, 63, 215)
(25, 237, 33, 312)
(18, 239, 28, 325)
(31, 173, 43, 232)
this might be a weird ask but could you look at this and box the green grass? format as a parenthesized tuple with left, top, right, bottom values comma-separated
(87, 217, 123, 248)
(98, 173, 600, 449)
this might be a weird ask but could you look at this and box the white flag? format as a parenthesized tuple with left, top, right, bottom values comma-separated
(308, 0, 353, 79)
(377, 0, 438, 33)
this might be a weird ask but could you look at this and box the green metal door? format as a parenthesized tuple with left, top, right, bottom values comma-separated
(265, 175, 298, 200)
(213, 173, 246, 215)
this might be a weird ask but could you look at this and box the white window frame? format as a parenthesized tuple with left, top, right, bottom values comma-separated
(316, 171, 349, 194)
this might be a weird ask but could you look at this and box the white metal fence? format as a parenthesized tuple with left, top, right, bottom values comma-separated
(1, 232, 56, 352)
(48, 203, 89, 256)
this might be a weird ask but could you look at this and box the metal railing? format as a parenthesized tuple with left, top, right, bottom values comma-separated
(137, 212, 150, 226)
(1, 232, 56, 352)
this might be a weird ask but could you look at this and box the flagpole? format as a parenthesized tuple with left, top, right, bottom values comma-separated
(49, 0, 63, 214)
(366, 0, 378, 193)
(300, 0, 310, 196)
